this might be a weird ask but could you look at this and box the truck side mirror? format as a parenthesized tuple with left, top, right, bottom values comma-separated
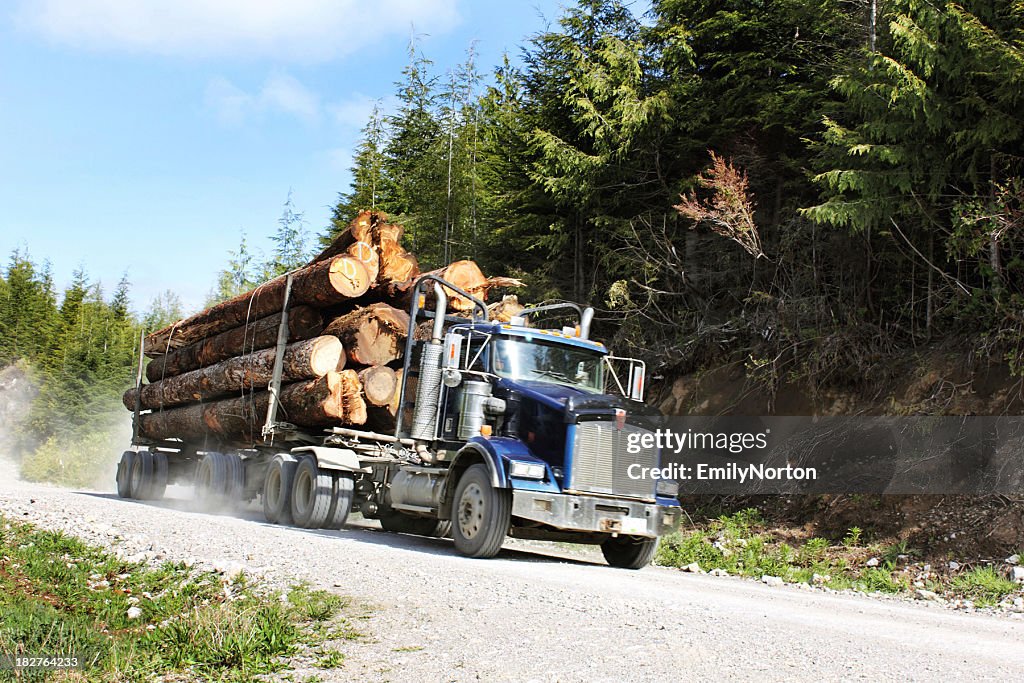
(443, 332, 464, 369)
(628, 363, 645, 401)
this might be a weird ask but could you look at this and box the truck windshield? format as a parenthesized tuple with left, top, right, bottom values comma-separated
(491, 337, 605, 393)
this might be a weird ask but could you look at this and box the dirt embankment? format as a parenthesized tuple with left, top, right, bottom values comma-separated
(651, 348, 1024, 565)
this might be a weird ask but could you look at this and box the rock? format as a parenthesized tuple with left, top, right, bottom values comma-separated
(762, 575, 784, 587)
(1006, 554, 1020, 565)
(914, 589, 940, 601)
(682, 562, 702, 573)
(812, 573, 829, 585)
(1011, 567, 1024, 584)
(865, 557, 879, 567)
(948, 561, 960, 571)
(127, 606, 143, 619)
(709, 568, 729, 577)
(1013, 597, 1024, 612)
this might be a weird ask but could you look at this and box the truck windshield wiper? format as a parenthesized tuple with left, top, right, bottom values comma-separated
(530, 369, 572, 382)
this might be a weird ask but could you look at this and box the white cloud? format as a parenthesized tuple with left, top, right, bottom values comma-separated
(205, 71, 321, 125)
(16, 0, 460, 62)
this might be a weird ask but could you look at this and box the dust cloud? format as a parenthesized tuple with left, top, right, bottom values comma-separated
(0, 363, 38, 483)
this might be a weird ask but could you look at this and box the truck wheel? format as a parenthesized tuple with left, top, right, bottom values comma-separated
(149, 451, 168, 500)
(116, 451, 136, 499)
(451, 464, 510, 558)
(262, 454, 297, 525)
(601, 536, 658, 569)
(379, 511, 451, 538)
(321, 472, 355, 530)
(225, 452, 245, 501)
(195, 452, 228, 506)
(290, 456, 332, 529)
(130, 449, 154, 499)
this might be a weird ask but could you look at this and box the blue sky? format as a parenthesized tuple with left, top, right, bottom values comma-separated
(0, 0, 579, 313)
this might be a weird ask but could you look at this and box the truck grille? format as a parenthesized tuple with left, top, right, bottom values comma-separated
(569, 421, 657, 501)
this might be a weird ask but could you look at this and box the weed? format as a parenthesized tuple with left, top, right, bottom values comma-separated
(842, 526, 863, 547)
(0, 516, 358, 680)
(951, 566, 1019, 607)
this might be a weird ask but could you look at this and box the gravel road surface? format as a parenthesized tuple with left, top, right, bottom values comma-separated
(1, 477, 1022, 682)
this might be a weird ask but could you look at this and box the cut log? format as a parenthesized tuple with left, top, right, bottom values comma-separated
(488, 295, 524, 323)
(358, 366, 398, 407)
(383, 260, 524, 313)
(323, 303, 410, 366)
(347, 241, 380, 283)
(138, 371, 363, 442)
(145, 255, 370, 355)
(145, 306, 323, 382)
(136, 403, 209, 441)
(378, 237, 419, 284)
(125, 336, 343, 410)
(366, 367, 405, 432)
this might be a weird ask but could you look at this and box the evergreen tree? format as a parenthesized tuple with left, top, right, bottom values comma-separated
(265, 190, 311, 277)
(330, 104, 388, 238)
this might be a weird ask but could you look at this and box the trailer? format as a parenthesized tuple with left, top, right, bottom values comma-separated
(116, 275, 681, 569)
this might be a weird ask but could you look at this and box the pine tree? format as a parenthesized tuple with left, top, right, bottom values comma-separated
(266, 190, 311, 277)
(330, 104, 388, 238)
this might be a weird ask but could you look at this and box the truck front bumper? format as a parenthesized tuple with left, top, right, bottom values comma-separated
(511, 490, 681, 538)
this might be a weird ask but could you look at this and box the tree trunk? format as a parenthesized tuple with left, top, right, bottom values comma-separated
(125, 336, 343, 410)
(382, 260, 523, 313)
(358, 366, 398, 407)
(378, 238, 420, 284)
(145, 255, 370, 355)
(323, 303, 411, 366)
(347, 241, 380, 283)
(366, 368, 405, 432)
(145, 306, 323, 382)
(138, 370, 365, 442)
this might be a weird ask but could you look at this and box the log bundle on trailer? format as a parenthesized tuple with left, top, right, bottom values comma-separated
(128, 210, 523, 446)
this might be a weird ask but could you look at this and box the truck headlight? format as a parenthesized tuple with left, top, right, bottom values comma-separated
(656, 479, 679, 497)
(509, 461, 546, 480)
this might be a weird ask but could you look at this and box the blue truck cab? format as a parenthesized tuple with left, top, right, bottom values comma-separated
(387, 279, 682, 568)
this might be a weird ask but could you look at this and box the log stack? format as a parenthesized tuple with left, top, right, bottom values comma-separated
(128, 211, 523, 445)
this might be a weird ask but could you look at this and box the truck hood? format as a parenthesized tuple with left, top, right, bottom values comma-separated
(497, 378, 661, 422)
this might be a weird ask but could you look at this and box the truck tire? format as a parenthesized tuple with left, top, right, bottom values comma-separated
(290, 456, 332, 529)
(116, 451, 136, 499)
(195, 452, 229, 506)
(321, 472, 355, 530)
(601, 535, 658, 569)
(379, 511, 451, 538)
(149, 451, 168, 500)
(262, 454, 297, 525)
(130, 449, 154, 500)
(451, 464, 510, 558)
(225, 452, 245, 501)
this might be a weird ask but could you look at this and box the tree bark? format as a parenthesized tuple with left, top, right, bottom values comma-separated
(382, 260, 523, 313)
(323, 303, 410, 366)
(145, 306, 323, 382)
(138, 370, 365, 442)
(145, 255, 370, 355)
(125, 336, 343, 410)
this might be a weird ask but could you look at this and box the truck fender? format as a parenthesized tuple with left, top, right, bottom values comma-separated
(438, 442, 508, 518)
(291, 446, 368, 474)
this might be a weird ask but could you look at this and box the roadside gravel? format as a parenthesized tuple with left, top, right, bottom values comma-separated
(2, 476, 1022, 682)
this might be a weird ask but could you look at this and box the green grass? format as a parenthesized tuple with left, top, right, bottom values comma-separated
(655, 510, 1023, 605)
(0, 516, 360, 681)
(951, 566, 1019, 607)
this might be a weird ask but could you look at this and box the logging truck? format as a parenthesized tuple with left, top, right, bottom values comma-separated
(116, 273, 681, 569)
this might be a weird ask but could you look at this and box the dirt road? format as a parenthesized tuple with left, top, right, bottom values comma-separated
(1, 477, 1021, 682)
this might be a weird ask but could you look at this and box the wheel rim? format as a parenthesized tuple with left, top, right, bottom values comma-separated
(266, 467, 281, 508)
(457, 482, 485, 540)
(197, 460, 212, 495)
(294, 469, 312, 514)
(130, 457, 144, 493)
